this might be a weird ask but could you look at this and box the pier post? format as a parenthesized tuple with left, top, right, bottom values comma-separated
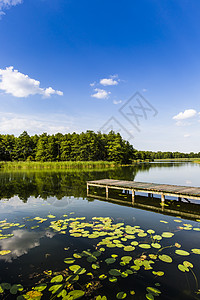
(161, 193, 165, 203)
(161, 193, 165, 211)
(87, 183, 89, 195)
(132, 190, 135, 204)
(106, 186, 109, 199)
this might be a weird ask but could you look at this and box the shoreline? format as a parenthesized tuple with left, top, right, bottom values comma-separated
(0, 161, 118, 170)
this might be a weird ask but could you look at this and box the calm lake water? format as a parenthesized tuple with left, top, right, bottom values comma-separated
(0, 162, 200, 300)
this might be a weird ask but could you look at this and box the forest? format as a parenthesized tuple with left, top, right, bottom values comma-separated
(0, 131, 199, 163)
(0, 131, 135, 164)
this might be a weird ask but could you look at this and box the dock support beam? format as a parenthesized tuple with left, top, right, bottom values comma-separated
(87, 183, 89, 195)
(161, 193, 165, 211)
(106, 186, 109, 199)
(161, 193, 165, 204)
(132, 190, 135, 204)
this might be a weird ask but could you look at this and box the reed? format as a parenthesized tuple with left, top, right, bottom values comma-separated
(0, 161, 117, 170)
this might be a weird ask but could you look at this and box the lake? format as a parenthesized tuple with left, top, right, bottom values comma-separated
(0, 162, 200, 300)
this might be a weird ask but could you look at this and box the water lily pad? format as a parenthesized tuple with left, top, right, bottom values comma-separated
(49, 284, 63, 294)
(151, 243, 161, 249)
(175, 250, 190, 256)
(146, 293, 154, 300)
(158, 254, 172, 263)
(57, 289, 67, 298)
(93, 251, 101, 257)
(96, 296, 107, 300)
(146, 287, 161, 296)
(152, 271, 164, 276)
(121, 256, 132, 263)
(107, 243, 116, 248)
(1, 283, 11, 291)
(124, 246, 135, 251)
(191, 248, 200, 254)
(66, 275, 79, 282)
(100, 247, 105, 252)
(51, 275, 63, 283)
(147, 229, 155, 234)
(126, 269, 133, 274)
(73, 253, 82, 259)
(0, 250, 11, 255)
(105, 258, 116, 264)
(116, 292, 127, 299)
(109, 269, 121, 276)
(161, 232, 174, 238)
(69, 265, 86, 275)
(130, 290, 135, 295)
(10, 284, 23, 295)
(153, 235, 162, 240)
(121, 271, 128, 278)
(131, 265, 140, 271)
(109, 276, 118, 283)
(183, 261, 193, 268)
(138, 232, 147, 237)
(92, 263, 100, 269)
(126, 235, 136, 239)
(149, 254, 157, 259)
(99, 274, 107, 280)
(121, 238, 127, 242)
(131, 241, 138, 246)
(178, 264, 189, 272)
(47, 214, 56, 218)
(64, 258, 75, 264)
(34, 284, 47, 292)
(139, 244, 151, 249)
(68, 290, 85, 299)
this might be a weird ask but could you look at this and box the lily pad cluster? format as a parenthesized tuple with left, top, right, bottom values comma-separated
(0, 215, 200, 299)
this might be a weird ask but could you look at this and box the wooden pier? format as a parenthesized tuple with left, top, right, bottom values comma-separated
(87, 179, 200, 204)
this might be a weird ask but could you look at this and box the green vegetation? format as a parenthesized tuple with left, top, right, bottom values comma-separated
(0, 215, 200, 299)
(0, 131, 199, 168)
(0, 131, 135, 164)
(134, 151, 200, 160)
(0, 161, 117, 170)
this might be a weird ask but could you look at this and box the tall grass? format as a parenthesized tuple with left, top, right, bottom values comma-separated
(0, 161, 118, 170)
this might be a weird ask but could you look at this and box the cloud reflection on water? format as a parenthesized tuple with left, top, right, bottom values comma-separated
(0, 229, 55, 262)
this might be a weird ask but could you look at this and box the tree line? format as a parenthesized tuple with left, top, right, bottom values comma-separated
(0, 131, 199, 163)
(135, 151, 200, 160)
(0, 131, 135, 164)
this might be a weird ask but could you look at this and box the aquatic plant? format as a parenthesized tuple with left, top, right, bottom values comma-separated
(0, 215, 200, 299)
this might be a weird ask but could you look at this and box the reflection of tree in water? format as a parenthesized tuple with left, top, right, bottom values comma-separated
(0, 163, 187, 202)
(0, 165, 153, 202)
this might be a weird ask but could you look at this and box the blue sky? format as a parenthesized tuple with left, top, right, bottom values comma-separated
(0, 0, 200, 152)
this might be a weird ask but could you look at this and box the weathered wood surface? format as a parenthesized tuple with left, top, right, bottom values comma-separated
(87, 179, 200, 198)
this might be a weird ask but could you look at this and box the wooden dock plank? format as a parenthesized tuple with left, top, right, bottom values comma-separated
(87, 179, 200, 199)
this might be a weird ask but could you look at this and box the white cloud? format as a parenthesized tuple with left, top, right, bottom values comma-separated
(0, 112, 72, 135)
(90, 82, 96, 87)
(173, 109, 197, 120)
(91, 88, 111, 99)
(184, 134, 191, 138)
(100, 77, 119, 86)
(113, 100, 122, 105)
(0, 66, 63, 98)
(0, 0, 22, 15)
